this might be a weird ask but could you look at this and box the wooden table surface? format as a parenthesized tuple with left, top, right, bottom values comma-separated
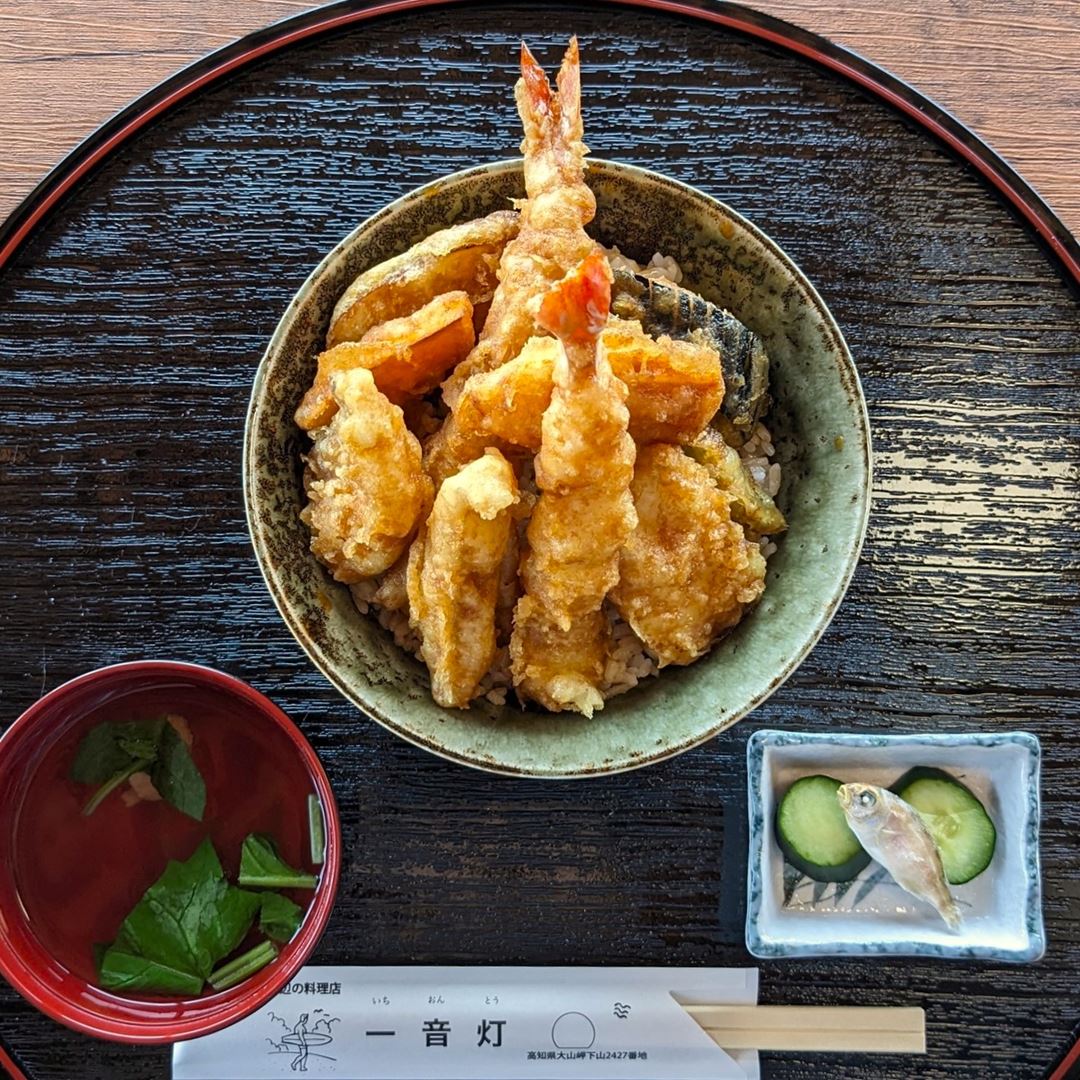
(1, 0, 1078, 239)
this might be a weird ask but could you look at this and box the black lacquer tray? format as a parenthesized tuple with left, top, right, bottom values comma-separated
(0, 2, 1077, 1077)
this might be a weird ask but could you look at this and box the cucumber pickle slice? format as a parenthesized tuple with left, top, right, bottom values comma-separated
(891, 766, 996, 884)
(775, 774, 871, 882)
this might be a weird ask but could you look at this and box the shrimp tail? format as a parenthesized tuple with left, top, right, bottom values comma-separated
(537, 251, 612, 345)
(518, 41, 553, 130)
(556, 36, 583, 144)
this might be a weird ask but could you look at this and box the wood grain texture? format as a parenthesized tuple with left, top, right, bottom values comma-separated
(0, 1, 1078, 237)
(0, 4, 1077, 1080)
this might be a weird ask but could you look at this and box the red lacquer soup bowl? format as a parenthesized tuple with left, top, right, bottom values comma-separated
(0, 661, 340, 1043)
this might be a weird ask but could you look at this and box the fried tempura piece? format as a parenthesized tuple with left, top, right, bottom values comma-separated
(373, 553, 410, 612)
(301, 367, 432, 582)
(407, 450, 520, 708)
(510, 254, 637, 716)
(442, 39, 597, 406)
(297, 292, 475, 430)
(426, 320, 722, 486)
(424, 334, 555, 486)
(685, 428, 787, 535)
(327, 210, 519, 348)
(611, 444, 766, 666)
(494, 516, 524, 647)
(509, 599, 608, 715)
(605, 320, 723, 444)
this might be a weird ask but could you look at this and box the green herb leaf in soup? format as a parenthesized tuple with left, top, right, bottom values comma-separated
(70, 714, 206, 821)
(202, 881, 264, 967)
(239, 835, 318, 890)
(152, 722, 206, 821)
(98, 838, 261, 995)
(97, 948, 206, 997)
(259, 891, 304, 943)
(115, 718, 166, 762)
(70, 723, 134, 784)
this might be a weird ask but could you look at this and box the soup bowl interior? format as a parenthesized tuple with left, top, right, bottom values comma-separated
(0, 661, 340, 1043)
(245, 159, 871, 778)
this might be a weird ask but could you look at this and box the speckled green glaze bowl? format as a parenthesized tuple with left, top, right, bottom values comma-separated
(244, 159, 871, 778)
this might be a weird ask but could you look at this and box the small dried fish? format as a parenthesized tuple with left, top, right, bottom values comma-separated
(609, 266, 770, 443)
(837, 783, 962, 931)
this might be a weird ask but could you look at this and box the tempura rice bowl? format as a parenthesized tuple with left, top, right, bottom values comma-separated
(245, 159, 871, 777)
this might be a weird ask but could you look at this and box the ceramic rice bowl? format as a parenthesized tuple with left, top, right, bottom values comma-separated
(244, 159, 871, 778)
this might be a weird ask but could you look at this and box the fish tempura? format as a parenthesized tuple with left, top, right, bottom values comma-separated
(301, 368, 432, 582)
(611, 444, 765, 666)
(408, 449, 520, 708)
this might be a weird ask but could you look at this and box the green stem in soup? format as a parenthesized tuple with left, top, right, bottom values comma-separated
(308, 794, 326, 866)
(208, 940, 278, 991)
(81, 758, 152, 817)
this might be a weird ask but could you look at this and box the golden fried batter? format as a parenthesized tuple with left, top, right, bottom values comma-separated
(297, 292, 475, 430)
(510, 254, 637, 715)
(509, 600, 608, 717)
(604, 320, 724, 445)
(301, 367, 432, 582)
(442, 39, 596, 406)
(427, 319, 723, 484)
(611, 444, 766, 666)
(372, 553, 410, 612)
(327, 210, 519, 348)
(423, 334, 555, 487)
(407, 450, 520, 708)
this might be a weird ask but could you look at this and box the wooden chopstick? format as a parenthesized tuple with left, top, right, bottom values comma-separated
(681, 1004, 926, 1054)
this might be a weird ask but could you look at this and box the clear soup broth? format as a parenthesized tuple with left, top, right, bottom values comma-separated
(13, 682, 319, 990)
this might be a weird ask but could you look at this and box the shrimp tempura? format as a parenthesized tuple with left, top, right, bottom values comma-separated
(510, 253, 637, 715)
(408, 450, 520, 708)
(442, 37, 597, 408)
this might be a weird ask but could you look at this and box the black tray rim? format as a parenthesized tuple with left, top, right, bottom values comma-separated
(0, 0, 1077, 288)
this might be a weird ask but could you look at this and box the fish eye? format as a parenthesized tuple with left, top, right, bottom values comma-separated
(858, 791, 876, 807)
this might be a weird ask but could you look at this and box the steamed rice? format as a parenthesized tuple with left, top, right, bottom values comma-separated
(352, 249, 782, 707)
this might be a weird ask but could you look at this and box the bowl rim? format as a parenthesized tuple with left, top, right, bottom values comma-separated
(0, 660, 341, 1043)
(243, 157, 873, 778)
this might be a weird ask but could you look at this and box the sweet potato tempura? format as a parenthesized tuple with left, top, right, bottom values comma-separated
(407, 450, 520, 708)
(301, 368, 432, 582)
(611, 444, 766, 666)
(510, 253, 637, 716)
